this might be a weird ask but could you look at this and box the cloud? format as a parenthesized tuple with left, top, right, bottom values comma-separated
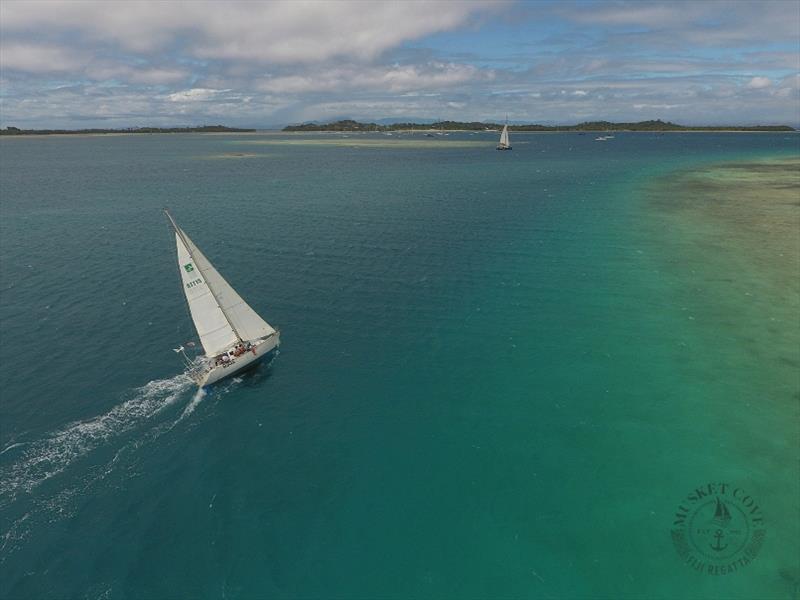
(561, 3, 699, 27)
(258, 63, 488, 95)
(129, 68, 188, 86)
(633, 103, 680, 110)
(0, 40, 188, 85)
(83, 63, 188, 85)
(0, 0, 503, 65)
(0, 1, 797, 128)
(167, 88, 232, 102)
(556, 1, 799, 46)
(746, 76, 772, 89)
(0, 42, 87, 73)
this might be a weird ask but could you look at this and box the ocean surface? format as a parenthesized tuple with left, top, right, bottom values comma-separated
(0, 131, 798, 599)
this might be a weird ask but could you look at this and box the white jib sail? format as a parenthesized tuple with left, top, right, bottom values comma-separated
(175, 228, 275, 356)
(499, 124, 509, 147)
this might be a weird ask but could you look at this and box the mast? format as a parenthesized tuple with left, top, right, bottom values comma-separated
(497, 114, 511, 149)
(164, 209, 243, 346)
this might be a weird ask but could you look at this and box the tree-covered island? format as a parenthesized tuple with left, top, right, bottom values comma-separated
(283, 119, 795, 132)
(1, 125, 256, 136)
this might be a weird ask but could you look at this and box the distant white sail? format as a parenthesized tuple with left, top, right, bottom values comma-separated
(174, 226, 275, 356)
(499, 124, 509, 147)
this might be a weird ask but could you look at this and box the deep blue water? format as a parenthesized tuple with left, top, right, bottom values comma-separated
(0, 131, 798, 599)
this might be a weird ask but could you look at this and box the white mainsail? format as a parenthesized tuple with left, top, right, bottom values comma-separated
(498, 124, 510, 148)
(175, 231, 238, 355)
(171, 218, 275, 357)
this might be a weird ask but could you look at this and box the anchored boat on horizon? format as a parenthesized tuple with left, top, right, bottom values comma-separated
(165, 210, 279, 387)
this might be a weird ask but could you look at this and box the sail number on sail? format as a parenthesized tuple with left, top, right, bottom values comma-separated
(186, 278, 203, 289)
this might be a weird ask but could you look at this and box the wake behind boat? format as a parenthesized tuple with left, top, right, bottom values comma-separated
(165, 210, 279, 387)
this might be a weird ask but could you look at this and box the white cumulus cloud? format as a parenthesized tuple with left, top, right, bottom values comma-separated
(0, 1, 503, 65)
(746, 76, 772, 89)
(167, 88, 232, 102)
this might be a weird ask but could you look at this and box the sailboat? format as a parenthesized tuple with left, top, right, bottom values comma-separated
(165, 210, 280, 387)
(497, 119, 512, 150)
(711, 497, 732, 527)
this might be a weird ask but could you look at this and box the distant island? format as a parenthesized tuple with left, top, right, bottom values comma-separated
(0, 125, 256, 136)
(283, 119, 795, 132)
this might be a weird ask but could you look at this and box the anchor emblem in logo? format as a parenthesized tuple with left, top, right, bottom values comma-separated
(709, 498, 731, 552)
(711, 529, 728, 552)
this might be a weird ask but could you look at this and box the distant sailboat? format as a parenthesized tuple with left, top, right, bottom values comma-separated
(596, 130, 615, 141)
(497, 119, 512, 150)
(165, 210, 280, 387)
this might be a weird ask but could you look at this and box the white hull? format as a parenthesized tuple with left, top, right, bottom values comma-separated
(194, 333, 280, 387)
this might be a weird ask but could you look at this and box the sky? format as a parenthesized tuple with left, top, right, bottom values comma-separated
(1, 0, 798, 128)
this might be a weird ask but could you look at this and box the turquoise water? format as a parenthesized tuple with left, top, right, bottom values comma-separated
(0, 132, 798, 599)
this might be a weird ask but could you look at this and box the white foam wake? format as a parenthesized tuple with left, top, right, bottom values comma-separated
(176, 387, 207, 423)
(0, 373, 194, 507)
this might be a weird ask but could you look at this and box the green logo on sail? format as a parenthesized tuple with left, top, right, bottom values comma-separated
(184, 263, 194, 272)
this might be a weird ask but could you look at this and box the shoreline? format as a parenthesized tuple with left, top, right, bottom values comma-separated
(0, 130, 268, 139)
(1, 129, 796, 139)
